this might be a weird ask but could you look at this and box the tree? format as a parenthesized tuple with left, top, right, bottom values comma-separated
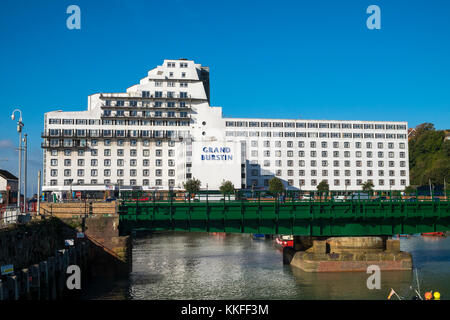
(404, 185, 416, 195)
(183, 178, 201, 196)
(317, 180, 329, 194)
(362, 181, 374, 192)
(268, 177, 285, 193)
(219, 180, 235, 195)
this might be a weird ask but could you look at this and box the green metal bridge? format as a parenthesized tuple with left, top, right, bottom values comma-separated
(118, 191, 450, 237)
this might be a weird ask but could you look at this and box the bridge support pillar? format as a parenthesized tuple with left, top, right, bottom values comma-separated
(286, 237, 412, 272)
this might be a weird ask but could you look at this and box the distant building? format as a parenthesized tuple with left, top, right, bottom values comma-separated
(0, 169, 18, 205)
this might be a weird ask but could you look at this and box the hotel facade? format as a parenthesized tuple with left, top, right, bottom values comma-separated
(42, 59, 409, 195)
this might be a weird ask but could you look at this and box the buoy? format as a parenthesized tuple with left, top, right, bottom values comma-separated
(434, 292, 441, 300)
(425, 291, 433, 300)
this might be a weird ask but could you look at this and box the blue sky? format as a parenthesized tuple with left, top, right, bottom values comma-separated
(0, 0, 449, 196)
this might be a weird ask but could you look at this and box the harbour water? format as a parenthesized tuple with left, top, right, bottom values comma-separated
(81, 232, 450, 300)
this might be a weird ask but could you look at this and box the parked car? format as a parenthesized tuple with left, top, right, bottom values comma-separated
(332, 195, 347, 202)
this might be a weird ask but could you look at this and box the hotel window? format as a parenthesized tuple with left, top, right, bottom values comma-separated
(50, 169, 58, 177)
(345, 170, 351, 177)
(142, 169, 149, 177)
(130, 170, 137, 177)
(310, 141, 316, 148)
(389, 161, 395, 167)
(64, 159, 71, 166)
(155, 160, 162, 166)
(168, 160, 175, 167)
(104, 149, 111, 156)
(263, 160, 270, 167)
(334, 170, 340, 176)
(389, 170, 395, 177)
(299, 170, 305, 176)
(117, 169, 124, 177)
(321, 142, 327, 148)
(287, 141, 293, 148)
(377, 142, 384, 149)
(275, 160, 282, 167)
(311, 170, 317, 176)
(103, 169, 110, 177)
(390, 179, 395, 186)
(401, 179, 406, 186)
(344, 142, 350, 148)
(378, 151, 384, 157)
(287, 160, 294, 167)
(167, 62, 175, 67)
(357, 179, 363, 186)
(288, 170, 294, 176)
(298, 141, 305, 148)
(333, 151, 339, 157)
(388, 152, 394, 158)
(378, 161, 384, 167)
(311, 179, 317, 186)
(299, 179, 305, 186)
(287, 151, 294, 157)
(104, 159, 111, 167)
(400, 161, 406, 167)
(311, 160, 317, 167)
(344, 151, 350, 158)
(275, 150, 282, 157)
(367, 170, 373, 176)
(399, 143, 405, 149)
(51, 159, 58, 166)
(399, 152, 405, 158)
(344, 160, 350, 167)
(299, 160, 305, 167)
(155, 169, 162, 177)
(91, 159, 98, 166)
(356, 161, 363, 167)
(143, 159, 150, 167)
(156, 179, 162, 186)
(251, 150, 258, 157)
(298, 151, 305, 157)
(333, 160, 339, 167)
(263, 150, 270, 157)
(276, 170, 282, 177)
(77, 159, 84, 166)
(345, 179, 351, 186)
(334, 180, 340, 186)
(321, 151, 328, 157)
(310, 151, 317, 157)
(130, 159, 137, 167)
(367, 161, 373, 167)
(322, 170, 328, 176)
(180, 62, 188, 68)
(322, 160, 328, 167)
(356, 151, 362, 158)
(379, 170, 384, 176)
(356, 170, 362, 176)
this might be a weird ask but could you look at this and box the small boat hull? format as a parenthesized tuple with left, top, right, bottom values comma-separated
(421, 232, 446, 237)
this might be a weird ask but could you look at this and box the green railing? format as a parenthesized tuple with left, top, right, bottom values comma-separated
(118, 191, 450, 237)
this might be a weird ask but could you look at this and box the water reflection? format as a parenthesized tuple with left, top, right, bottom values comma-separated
(81, 232, 450, 300)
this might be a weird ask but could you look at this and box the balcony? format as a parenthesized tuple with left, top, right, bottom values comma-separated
(101, 112, 191, 120)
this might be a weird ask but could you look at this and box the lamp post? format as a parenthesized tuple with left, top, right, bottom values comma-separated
(11, 109, 24, 212)
(23, 134, 27, 212)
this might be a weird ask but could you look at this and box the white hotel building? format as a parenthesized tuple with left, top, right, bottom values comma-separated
(42, 59, 409, 195)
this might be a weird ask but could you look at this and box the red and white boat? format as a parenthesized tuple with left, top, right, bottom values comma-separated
(275, 235, 294, 248)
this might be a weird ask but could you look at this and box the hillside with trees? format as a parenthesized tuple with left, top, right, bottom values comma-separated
(409, 123, 450, 187)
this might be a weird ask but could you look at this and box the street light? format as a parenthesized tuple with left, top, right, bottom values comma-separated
(11, 109, 24, 212)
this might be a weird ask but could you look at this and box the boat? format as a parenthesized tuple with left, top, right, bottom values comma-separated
(251, 234, 265, 240)
(421, 232, 446, 237)
(274, 235, 294, 248)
